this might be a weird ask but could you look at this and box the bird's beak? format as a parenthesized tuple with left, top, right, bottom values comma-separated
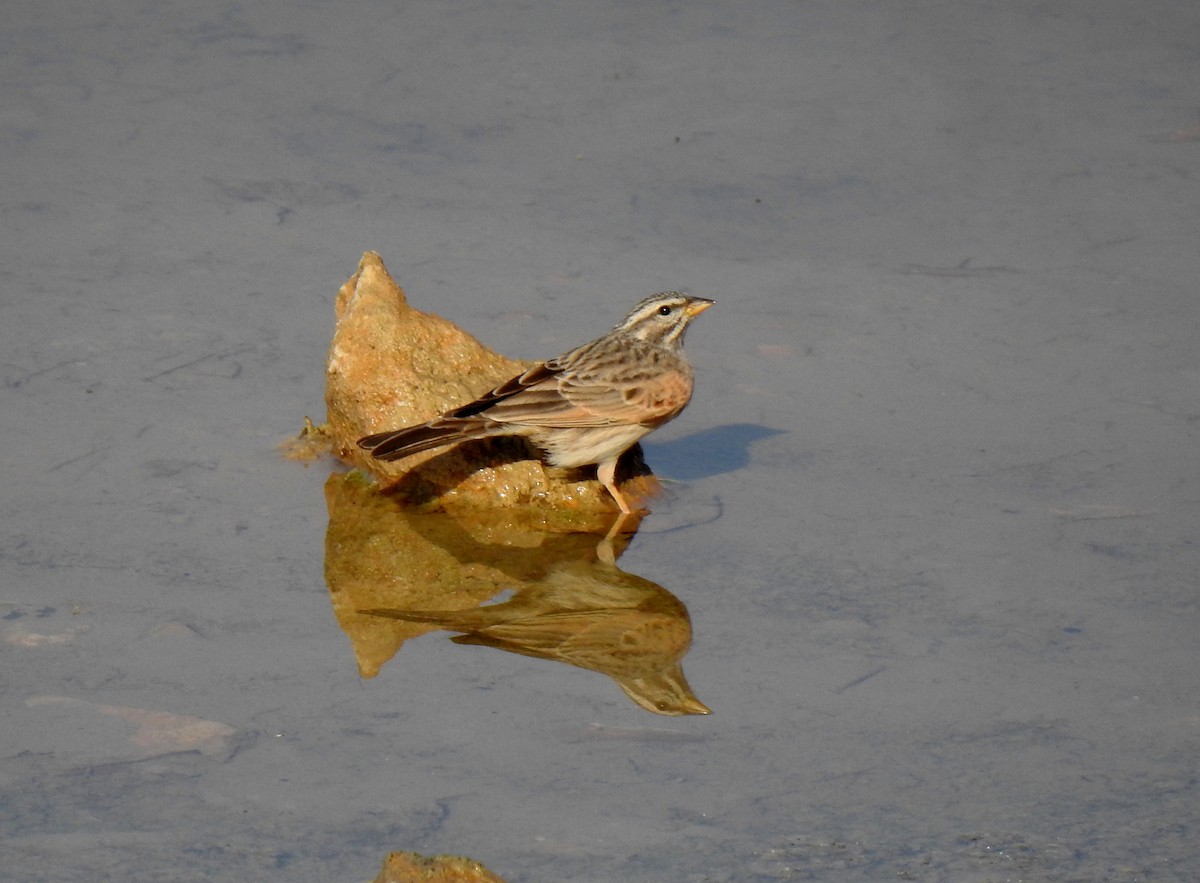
(685, 298, 715, 317)
(681, 696, 713, 715)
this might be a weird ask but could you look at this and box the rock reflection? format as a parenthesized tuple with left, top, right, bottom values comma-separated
(324, 473, 709, 716)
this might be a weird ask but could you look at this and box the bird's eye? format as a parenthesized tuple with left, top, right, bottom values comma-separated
(658, 305, 673, 316)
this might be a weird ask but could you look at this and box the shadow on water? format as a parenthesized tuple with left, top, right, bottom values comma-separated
(322, 473, 710, 716)
(642, 423, 784, 480)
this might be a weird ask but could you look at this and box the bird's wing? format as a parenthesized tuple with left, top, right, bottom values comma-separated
(450, 610, 647, 667)
(446, 363, 564, 418)
(477, 350, 693, 429)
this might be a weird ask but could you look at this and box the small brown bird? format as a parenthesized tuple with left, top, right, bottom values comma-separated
(358, 292, 714, 513)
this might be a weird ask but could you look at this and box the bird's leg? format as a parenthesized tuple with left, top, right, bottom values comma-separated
(596, 458, 633, 514)
(600, 511, 640, 555)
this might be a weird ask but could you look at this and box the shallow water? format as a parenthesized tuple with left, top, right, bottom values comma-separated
(3, 1, 1198, 881)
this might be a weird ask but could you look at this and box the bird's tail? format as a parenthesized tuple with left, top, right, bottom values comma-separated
(357, 419, 486, 461)
(358, 607, 461, 627)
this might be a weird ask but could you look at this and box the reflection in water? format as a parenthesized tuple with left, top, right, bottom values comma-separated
(363, 560, 709, 717)
(323, 473, 709, 716)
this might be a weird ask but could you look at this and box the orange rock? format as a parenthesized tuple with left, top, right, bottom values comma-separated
(371, 850, 508, 883)
(322, 252, 657, 511)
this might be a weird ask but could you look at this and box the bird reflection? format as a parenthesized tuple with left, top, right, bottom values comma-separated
(363, 556, 709, 716)
(323, 473, 709, 716)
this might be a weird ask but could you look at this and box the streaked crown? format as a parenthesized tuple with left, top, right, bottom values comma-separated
(614, 291, 715, 349)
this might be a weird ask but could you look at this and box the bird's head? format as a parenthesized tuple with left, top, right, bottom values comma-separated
(616, 291, 715, 349)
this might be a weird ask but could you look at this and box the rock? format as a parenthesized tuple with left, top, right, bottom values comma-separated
(370, 850, 508, 883)
(321, 252, 657, 511)
(22, 696, 240, 763)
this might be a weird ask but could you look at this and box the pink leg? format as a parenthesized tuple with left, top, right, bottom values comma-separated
(596, 458, 632, 514)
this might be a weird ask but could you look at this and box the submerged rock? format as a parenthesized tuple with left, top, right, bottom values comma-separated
(371, 850, 508, 883)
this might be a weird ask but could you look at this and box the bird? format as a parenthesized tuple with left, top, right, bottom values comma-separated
(358, 291, 714, 514)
